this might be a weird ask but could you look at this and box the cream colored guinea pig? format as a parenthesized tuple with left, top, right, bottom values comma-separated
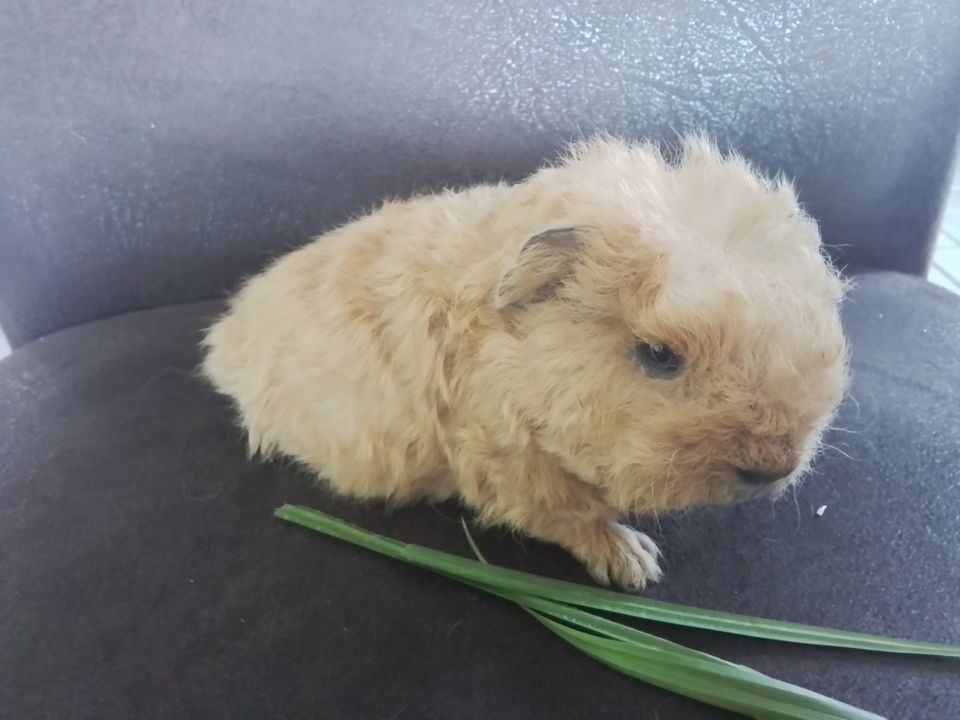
(203, 136, 848, 589)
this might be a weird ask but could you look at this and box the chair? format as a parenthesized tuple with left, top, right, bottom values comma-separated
(2, 2, 958, 717)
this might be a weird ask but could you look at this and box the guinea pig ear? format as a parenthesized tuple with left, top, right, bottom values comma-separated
(495, 227, 587, 310)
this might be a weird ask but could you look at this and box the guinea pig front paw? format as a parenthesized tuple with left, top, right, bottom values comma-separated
(579, 522, 663, 591)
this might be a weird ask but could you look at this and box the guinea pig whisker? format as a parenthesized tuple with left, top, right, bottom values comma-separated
(843, 390, 862, 422)
(819, 441, 858, 462)
(824, 424, 862, 435)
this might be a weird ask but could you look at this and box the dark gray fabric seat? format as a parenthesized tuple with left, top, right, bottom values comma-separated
(2, 273, 958, 719)
(2, 1, 959, 718)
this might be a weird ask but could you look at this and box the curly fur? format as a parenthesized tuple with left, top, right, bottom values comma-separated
(202, 136, 849, 589)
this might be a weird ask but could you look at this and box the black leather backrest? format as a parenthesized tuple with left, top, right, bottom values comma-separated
(1, 2, 958, 346)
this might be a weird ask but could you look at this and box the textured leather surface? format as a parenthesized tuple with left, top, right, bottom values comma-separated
(2, 1, 959, 346)
(1, 271, 958, 719)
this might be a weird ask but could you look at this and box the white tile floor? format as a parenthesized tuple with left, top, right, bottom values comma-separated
(929, 172, 960, 293)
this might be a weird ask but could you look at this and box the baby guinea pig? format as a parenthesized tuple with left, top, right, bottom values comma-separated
(202, 136, 849, 589)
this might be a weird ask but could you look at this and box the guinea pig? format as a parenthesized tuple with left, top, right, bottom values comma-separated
(202, 135, 849, 589)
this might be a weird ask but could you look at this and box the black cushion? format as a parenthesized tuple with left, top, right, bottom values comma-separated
(2, 1, 959, 346)
(1, 271, 958, 719)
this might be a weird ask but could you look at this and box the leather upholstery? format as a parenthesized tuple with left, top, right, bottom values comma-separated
(2, 1, 959, 346)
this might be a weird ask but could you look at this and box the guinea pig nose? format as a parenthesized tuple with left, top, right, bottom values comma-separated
(736, 468, 784, 486)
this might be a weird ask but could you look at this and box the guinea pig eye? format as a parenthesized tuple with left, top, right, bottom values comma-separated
(634, 342, 684, 378)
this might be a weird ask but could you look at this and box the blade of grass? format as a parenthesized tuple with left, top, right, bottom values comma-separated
(274, 505, 885, 719)
(457, 527, 882, 720)
(535, 614, 877, 720)
(459, 518, 846, 715)
(445, 573, 882, 719)
(275, 505, 960, 658)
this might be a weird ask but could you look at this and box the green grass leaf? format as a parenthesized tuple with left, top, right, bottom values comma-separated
(458, 516, 852, 715)
(457, 523, 883, 719)
(275, 504, 960, 659)
(532, 613, 879, 720)
(276, 504, 923, 718)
